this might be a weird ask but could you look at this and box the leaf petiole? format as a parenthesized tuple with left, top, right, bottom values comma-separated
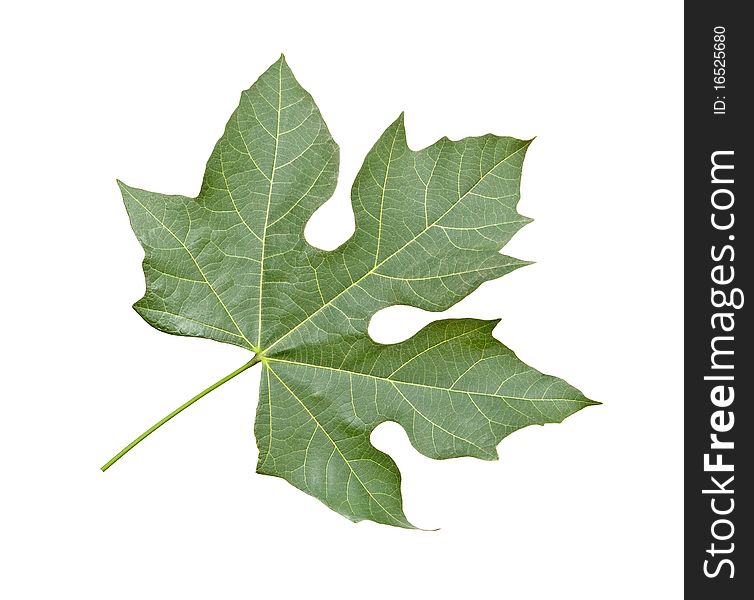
(101, 355, 261, 472)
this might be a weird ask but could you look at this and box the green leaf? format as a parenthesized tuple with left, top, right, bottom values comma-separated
(110, 55, 597, 528)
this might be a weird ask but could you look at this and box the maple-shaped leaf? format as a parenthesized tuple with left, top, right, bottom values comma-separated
(109, 55, 597, 528)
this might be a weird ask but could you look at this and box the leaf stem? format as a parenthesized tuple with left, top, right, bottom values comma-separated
(101, 355, 261, 472)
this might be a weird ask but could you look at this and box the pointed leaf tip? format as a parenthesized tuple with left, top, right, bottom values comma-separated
(391, 111, 406, 129)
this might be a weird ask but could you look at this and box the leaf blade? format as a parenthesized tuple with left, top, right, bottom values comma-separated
(118, 57, 597, 527)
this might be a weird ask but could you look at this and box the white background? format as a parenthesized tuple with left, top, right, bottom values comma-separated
(0, 1, 683, 598)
